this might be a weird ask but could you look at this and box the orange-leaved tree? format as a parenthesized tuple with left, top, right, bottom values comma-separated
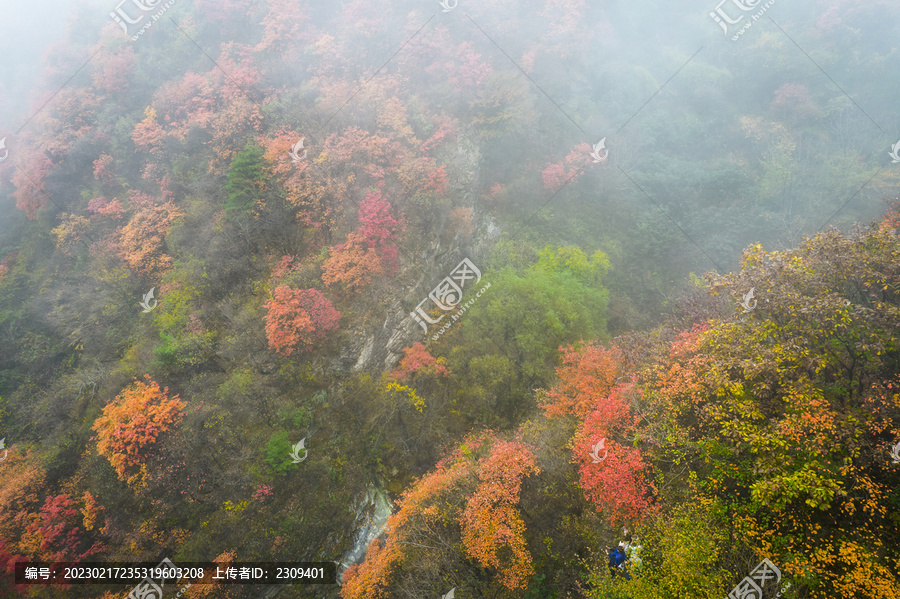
(131, 106, 166, 153)
(118, 199, 184, 278)
(264, 285, 340, 356)
(538, 341, 624, 420)
(93, 375, 185, 480)
(341, 439, 475, 599)
(321, 232, 385, 293)
(0, 446, 47, 557)
(342, 432, 540, 598)
(460, 439, 540, 590)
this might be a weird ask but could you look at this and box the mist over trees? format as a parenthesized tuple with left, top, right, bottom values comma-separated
(0, 1, 899, 598)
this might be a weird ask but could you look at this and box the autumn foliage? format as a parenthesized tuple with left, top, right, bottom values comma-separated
(11, 152, 54, 219)
(541, 142, 593, 191)
(0, 538, 25, 596)
(540, 340, 656, 525)
(356, 191, 404, 275)
(341, 442, 473, 599)
(321, 232, 385, 293)
(539, 341, 624, 420)
(93, 375, 185, 480)
(0, 447, 47, 557)
(572, 387, 657, 525)
(264, 285, 341, 356)
(131, 106, 166, 153)
(5, 3, 900, 599)
(598, 222, 900, 597)
(389, 342, 449, 382)
(93, 153, 116, 185)
(51, 214, 92, 257)
(341, 433, 540, 597)
(118, 198, 184, 278)
(22, 494, 105, 561)
(460, 440, 540, 590)
(322, 192, 403, 292)
(86, 196, 125, 219)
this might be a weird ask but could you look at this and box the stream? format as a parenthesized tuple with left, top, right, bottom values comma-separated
(337, 485, 394, 582)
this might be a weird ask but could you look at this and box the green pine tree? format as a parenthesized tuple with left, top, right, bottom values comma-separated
(224, 142, 265, 219)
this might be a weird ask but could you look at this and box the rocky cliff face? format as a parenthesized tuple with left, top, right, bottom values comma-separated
(341, 128, 499, 376)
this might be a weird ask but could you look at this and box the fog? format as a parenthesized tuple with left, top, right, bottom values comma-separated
(0, 1, 898, 597)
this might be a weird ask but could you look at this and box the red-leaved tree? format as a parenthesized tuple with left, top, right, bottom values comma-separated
(572, 383, 658, 525)
(542, 341, 656, 525)
(22, 494, 105, 561)
(264, 286, 340, 356)
(357, 191, 404, 275)
(93, 153, 116, 186)
(0, 538, 26, 596)
(541, 142, 593, 191)
(389, 342, 449, 382)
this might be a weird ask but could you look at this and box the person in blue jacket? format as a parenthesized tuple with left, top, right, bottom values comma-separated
(606, 542, 631, 580)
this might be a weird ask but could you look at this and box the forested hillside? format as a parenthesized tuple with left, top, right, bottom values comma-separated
(0, 0, 899, 598)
